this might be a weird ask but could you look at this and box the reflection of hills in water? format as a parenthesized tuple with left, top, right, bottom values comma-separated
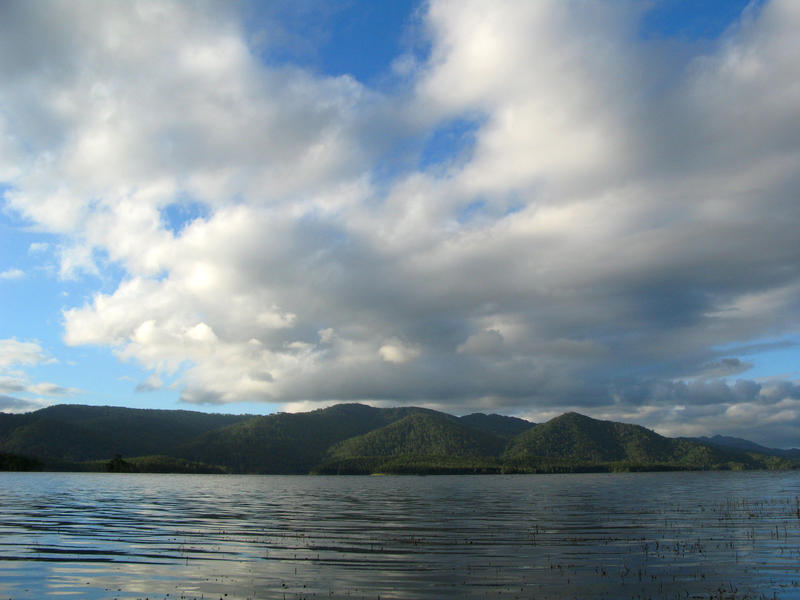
(1, 402, 798, 473)
(0, 471, 798, 598)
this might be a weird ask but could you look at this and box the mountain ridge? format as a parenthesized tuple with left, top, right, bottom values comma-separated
(1, 403, 796, 474)
(682, 434, 800, 459)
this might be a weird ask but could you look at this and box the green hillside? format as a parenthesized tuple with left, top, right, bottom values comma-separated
(175, 403, 435, 473)
(0, 405, 249, 464)
(503, 412, 780, 471)
(504, 412, 676, 462)
(0, 452, 43, 471)
(458, 413, 533, 438)
(685, 435, 800, 459)
(314, 412, 509, 475)
(1, 403, 796, 474)
(330, 412, 506, 458)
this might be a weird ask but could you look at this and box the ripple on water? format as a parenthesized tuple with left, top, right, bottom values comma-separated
(0, 471, 798, 599)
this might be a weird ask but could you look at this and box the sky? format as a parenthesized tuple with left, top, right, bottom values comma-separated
(1, 0, 800, 447)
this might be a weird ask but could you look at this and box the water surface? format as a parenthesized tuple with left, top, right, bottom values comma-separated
(1, 471, 798, 598)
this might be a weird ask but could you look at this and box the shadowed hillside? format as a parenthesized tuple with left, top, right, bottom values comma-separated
(175, 403, 437, 473)
(0, 404, 249, 464)
(330, 412, 507, 458)
(685, 435, 800, 460)
(1, 403, 796, 474)
(503, 412, 778, 471)
(458, 413, 534, 438)
(313, 412, 510, 475)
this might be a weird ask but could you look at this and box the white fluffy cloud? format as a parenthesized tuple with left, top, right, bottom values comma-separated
(2, 1, 800, 445)
(0, 338, 50, 369)
(0, 339, 76, 412)
(379, 338, 421, 364)
(0, 268, 24, 280)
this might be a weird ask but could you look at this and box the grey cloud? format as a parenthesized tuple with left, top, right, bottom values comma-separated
(31, 383, 75, 396)
(692, 358, 753, 379)
(727, 422, 800, 451)
(0, 380, 26, 394)
(135, 374, 163, 394)
(732, 379, 762, 401)
(723, 339, 797, 356)
(612, 378, 768, 408)
(761, 381, 800, 402)
(457, 329, 504, 355)
(579, 377, 800, 448)
(655, 401, 800, 450)
(180, 388, 226, 405)
(0, 395, 39, 411)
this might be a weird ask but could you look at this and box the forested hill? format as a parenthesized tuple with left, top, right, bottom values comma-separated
(174, 403, 441, 473)
(0, 404, 249, 464)
(0, 403, 796, 474)
(683, 435, 800, 459)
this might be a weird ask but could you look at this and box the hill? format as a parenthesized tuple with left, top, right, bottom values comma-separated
(685, 435, 800, 459)
(0, 404, 249, 465)
(329, 412, 506, 458)
(458, 413, 533, 438)
(175, 403, 437, 473)
(1, 403, 796, 474)
(313, 412, 510, 475)
(0, 452, 43, 471)
(503, 412, 780, 471)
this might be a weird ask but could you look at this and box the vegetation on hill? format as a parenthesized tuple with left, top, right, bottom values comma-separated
(0, 452, 43, 471)
(505, 412, 685, 463)
(101, 454, 229, 474)
(458, 413, 534, 438)
(503, 412, 790, 472)
(312, 455, 504, 475)
(329, 412, 507, 459)
(0, 403, 796, 474)
(175, 403, 436, 473)
(685, 435, 800, 459)
(315, 412, 510, 474)
(0, 405, 249, 463)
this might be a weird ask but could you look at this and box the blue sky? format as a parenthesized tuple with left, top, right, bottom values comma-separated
(1, 0, 800, 446)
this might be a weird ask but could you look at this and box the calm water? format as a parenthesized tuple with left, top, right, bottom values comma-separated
(0, 471, 798, 599)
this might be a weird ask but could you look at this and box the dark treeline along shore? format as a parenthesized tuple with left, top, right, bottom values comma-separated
(1, 403, 798, 475)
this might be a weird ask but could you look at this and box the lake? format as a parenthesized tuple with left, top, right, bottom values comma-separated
(0, 471, 798, 599)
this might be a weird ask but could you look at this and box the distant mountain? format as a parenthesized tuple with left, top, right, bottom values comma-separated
(505, 412, 676, 463)
(0, 404, 249, 463)
(175, 403, 437, 473)
(686, 435, 800, 459)
(503, 412, 775, 470)
(329, 412, 507, 458)
(313, 412, 510, 475)
(1, 403, 796, 474)
(458, 413, 534, 438)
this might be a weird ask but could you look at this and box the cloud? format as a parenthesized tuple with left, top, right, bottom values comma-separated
(135, 373, 164, 393)
(649, 392, 800, 450)
(379, 338, 421, 364)
(0, 394, 43, 412)
(690, 357, 753, 379)
(457, 329, 504, 355)
(0, 378, 26, 394)
(28, 242, 49, 254)
(0, 375, 77, 399)
(0, 268, 24, 280)
(27, 382, 79, 396)
(0, 338, 49, 368)
(1, 1, 800, 445)
(0, 339, 74, 412)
